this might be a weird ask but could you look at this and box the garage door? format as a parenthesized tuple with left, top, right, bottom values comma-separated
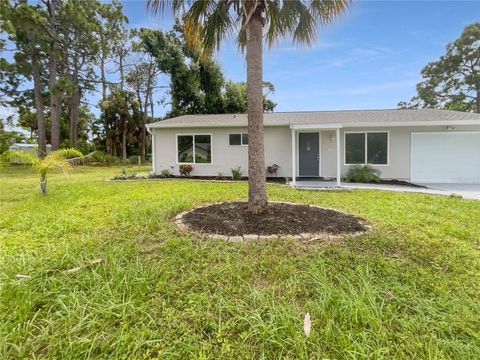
(411, 132, 480, 183)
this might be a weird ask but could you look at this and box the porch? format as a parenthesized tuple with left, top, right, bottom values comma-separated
(290, 124, 343, 187)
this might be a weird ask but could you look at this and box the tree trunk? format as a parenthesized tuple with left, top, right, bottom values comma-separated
(476, 88, 480, 113)
(141, 90, 149, 165)
(122, 122, 127, 162)
(40, 174, 47, 195)
(140, 122, 146, 164)
(246, 12, 267, 212)
(119, 52, 124, 91)
(150, 91, 154, 118)
(69, 88, 80, 148)
(31, 51, 47, 159)
(48, 0, 61, 150)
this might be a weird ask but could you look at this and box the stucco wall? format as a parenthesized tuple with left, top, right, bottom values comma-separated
(330, 125, 479, 180)
(152, 124, 479, 180)
(152, 126, 292, 177)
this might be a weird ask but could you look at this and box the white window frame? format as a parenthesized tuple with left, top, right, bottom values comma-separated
(176, 133, 213, 165)
(228, 133, 248, 146)
(344, 131, 389, 166)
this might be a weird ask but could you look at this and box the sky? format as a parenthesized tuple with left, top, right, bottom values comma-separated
(2, 0, 480, 122)
(123, 0, 480, 114)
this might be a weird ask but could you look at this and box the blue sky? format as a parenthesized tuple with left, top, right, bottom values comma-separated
(123, 0, 480, 114)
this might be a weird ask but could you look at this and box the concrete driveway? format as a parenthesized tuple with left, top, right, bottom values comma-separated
(293, 181, 480, 200)
(420, 183, 480, 200)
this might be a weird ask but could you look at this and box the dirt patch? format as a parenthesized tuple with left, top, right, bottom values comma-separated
(181, 202, 366, 237)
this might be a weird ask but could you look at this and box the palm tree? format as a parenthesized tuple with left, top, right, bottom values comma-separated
(147, 0, 351, 212)
(1, 148, 83, 194)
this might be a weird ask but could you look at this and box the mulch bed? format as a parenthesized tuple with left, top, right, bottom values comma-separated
(152, 175, 287, 184)
(181, 202, 366, 237)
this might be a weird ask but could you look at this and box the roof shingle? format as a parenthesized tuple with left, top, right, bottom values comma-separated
(147, 108, 480, 129)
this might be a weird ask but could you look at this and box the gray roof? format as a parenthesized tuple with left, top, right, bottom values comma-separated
(147, 109, 480, 129)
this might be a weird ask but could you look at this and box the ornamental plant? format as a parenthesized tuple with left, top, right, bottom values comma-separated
(266, 164, 280, 177)
(179, 164, 194, 177)
(0, 148, 83, 194)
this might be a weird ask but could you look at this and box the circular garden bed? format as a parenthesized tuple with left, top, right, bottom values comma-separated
(174, 201, 370, 241)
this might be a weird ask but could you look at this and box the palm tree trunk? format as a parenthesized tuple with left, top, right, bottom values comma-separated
(246, 12, 267, 212)
(40, 174, 47, 195)
(31, 51, 47, 159)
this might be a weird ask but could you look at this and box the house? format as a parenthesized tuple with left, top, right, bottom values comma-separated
(9, 143, 52, 154)
(146, 109, 480, 185)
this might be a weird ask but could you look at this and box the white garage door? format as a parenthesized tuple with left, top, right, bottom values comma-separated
(411, 132, 480, 183)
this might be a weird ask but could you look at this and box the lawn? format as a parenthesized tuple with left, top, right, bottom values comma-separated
(1, 166, 479, 359)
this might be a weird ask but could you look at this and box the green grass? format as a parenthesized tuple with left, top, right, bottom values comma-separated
(1, 166, 479, 359)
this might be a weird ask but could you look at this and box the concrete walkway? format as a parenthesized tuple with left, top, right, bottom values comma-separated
(293, 181, 480, 200)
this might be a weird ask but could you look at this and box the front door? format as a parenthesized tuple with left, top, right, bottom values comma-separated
(299, 133, 319, 177)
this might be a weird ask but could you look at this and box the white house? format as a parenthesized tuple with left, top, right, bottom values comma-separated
(146, 109, 480, 185)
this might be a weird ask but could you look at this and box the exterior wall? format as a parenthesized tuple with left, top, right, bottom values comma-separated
(153, 124, 480, 180)
(320, 125, 480, 180)
(152, 126, 292, 177)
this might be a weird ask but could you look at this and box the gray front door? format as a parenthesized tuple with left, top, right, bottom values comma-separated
(299, 133, 319, 176)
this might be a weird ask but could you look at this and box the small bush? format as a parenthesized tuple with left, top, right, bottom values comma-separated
(86, 151, 120, 166)
(266, 164, 280, 177)
(160, 169, 172, 178)
(128, 155, 141, 165)
(345, 165, 381, 183)
(113, 167, 138, 180)
(179, 164, 193, 177)
(231, 166, 243, 180)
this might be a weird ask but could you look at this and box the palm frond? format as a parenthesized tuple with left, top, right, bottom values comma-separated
(0, 151, 40, 168)
(146, 0, 352, 51)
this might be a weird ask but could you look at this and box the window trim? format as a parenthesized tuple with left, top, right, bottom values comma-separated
(176, 133, 213, 165)
(228, 133, 248, 146)
(344, 131, 389, 166)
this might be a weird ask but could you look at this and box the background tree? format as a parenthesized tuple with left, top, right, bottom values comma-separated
(60, 0, 100, 148)
(100, 90, 141, 161)
(126, 30, 164, 164)
(1, 1, 50, 157)
(0, 117, 27, 153)
(399, 23, 480, 113)
(148, 0, 350, 211)
(141, 28, 276, 117)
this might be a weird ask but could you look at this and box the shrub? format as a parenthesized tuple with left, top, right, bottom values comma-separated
(266, 164, 280, 177)
(345, 165, 381, 183)
(128, 155, 141, 165)
(86, 151, 120, 166)
(113, 167, 138, 180)
(179, 164, 193, 177)
(231, 166, 243, 180)
(160, 169, 172, 178)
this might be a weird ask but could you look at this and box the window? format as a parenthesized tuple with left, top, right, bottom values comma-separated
(229, 133, 248, 146)
(345, 133, 365, 164)
(345, 132, 388, 165)
(367, 132, 388, 164)
(177, 134, 211, 164)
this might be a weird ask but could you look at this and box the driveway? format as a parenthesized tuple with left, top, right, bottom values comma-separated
(293, 181, 480, 200)
(420, 183, 480, 200)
